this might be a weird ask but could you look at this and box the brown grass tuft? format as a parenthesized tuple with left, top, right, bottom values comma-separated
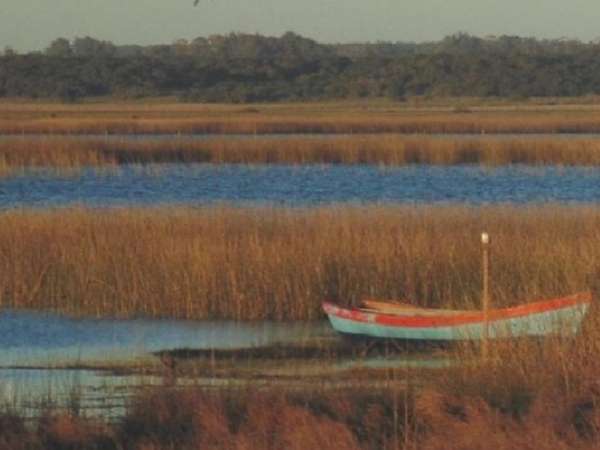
(38, 413, 115, 450)
(5, 382, 600, 449)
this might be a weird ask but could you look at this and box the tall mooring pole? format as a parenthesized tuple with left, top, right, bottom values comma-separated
(481, 232, 490, 358)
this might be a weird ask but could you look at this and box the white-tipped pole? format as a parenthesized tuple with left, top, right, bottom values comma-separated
(481, 232, 490, 358)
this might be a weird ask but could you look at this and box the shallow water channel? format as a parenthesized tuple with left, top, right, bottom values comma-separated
(0, 310, 325, 418)
(0, 310, 447, 419)
(3, 164, 600, 208)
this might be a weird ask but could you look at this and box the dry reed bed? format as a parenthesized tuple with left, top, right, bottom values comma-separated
(4, 136, 600, 174)
(3, 369, 600, 450)
(4, 341, 598, 450)
(6, 109, 600, 134)
(0, 205, 597, 320)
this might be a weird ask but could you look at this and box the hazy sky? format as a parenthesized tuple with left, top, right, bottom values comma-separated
(2, 0, 600, 52)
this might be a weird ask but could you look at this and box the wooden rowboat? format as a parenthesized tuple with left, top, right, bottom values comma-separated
(322, 292, 592, 341)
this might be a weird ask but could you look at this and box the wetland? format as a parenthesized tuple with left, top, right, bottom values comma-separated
(3, 102, 600, 449)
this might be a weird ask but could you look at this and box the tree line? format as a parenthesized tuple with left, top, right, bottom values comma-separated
(2, 32, 600, 102)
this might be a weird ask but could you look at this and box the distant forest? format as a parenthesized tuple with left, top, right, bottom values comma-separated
(2, 32, 600, 102)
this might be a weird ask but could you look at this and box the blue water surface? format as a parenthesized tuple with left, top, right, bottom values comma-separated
(0, 310, 329, 367)
(1, 164, 600, 208)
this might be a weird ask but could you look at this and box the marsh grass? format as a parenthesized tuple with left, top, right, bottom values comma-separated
(5, 101, 600, 135)
(0, 205, 597, 320)
(3, 367, 600, 450)
(3, 136, 600, 175)
(0, 387, 408, 450)
(4, 101, 600, 448)
(5, 113, 600, 135)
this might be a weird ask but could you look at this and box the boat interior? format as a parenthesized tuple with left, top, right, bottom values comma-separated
(360, 299, 469, 316)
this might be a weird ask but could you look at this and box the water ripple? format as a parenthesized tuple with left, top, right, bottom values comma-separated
(2, 164, 600, 208)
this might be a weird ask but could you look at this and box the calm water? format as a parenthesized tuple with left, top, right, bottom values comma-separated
(0, 311, 441, 418)
(2, 164, 600, 208)
(0, 310, 330, 367)
(0, 310, 329, 417)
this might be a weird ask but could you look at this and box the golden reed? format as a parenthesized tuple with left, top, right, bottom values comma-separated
(4, 101, 600, 135)
(4, 114, 600, 135)
(2, 136, 600, 175)
(0, 205, 596, 320)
